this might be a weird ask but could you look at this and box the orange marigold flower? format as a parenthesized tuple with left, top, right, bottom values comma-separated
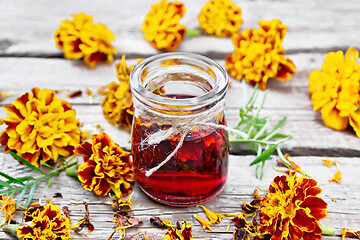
(99, 55, 135, 129)
(259, 172, 328, 240)
(198, 0, 242, 37)
(0, 87, 80, 167)
(16, 202, 71, 240)
(54, 12, 117, 68)
(309, 47, 360, 137)
(142, 0, 186, 51)
(0, 195, 16, 226)
(165, 221, 193, 240)
(74, 132, 134, 198)
(225, 19, 296, 90)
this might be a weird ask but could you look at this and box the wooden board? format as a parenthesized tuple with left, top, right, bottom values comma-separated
(0, 0, 360, 57)
(1, 0, 360, 239)
(0, 154, 359, 239)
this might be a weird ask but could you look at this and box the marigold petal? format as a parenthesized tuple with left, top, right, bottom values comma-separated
(194, 215, 212, 231)
(74, 141, 94, 161)
(320, 107, 348, 131)
(292, 208, 317, 232)
(77, 162, 96, 190)
(349, 110, 360, 137)
(300, 196, 328, 220)
(93, 178, 111, 196)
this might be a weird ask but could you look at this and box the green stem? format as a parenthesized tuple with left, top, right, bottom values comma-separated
(185, 29, 201, 37)
(0, 159, 77, 195)
(319, 222, 335, 235)
(230, 135, 292, 146)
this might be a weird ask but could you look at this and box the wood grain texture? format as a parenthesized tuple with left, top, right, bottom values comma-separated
(0, 154, 359, 239)
(0, 0, 359, 57)
(1, 0, 360, 239)
(1, 56, 359, 155)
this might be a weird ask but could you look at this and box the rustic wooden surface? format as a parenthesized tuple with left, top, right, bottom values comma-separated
(1, 0, 360, 239)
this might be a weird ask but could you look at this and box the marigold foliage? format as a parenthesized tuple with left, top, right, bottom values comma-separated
(54, 13, 117, 68)
(309, 47, 360, 137)
(259, 173, 328, 240)
(225, 19, 296, 90)
(74, 132, 135, 198)
(16, 202, 71, 240)
(0, 87, 80, 167)
(99, 55, 135, 129)
(165, 221, 193, 240)
(198, 0, 242, 37)
(142, 0, 186, 51)
(0, 195, 16, 225)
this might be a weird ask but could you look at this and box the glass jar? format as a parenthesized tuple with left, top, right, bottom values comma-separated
(130, 52, 229, 206)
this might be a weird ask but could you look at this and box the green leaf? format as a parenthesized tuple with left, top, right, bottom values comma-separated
(0, 189, 15, 194)
(15, 188, 27, 207)
(277, 146, 292, 166)
(0, 179, 14, 190)
(250, 144, 278, 166)
(25, 182, 37, 208)
(0, 172, 25, 186)
(262, 117, 287, 141)
(16, 176, 35, 182)
(10, 152, 48, 179)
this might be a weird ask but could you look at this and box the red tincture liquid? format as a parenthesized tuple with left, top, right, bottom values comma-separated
(132, 95, 228, 206)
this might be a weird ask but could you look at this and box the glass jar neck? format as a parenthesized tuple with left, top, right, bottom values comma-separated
(130, 52, 229, 115)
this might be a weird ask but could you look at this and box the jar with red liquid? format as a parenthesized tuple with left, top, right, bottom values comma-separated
(130, 52, 229, 206)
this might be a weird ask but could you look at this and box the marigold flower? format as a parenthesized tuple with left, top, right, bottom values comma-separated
(16, 202, 71, 240)
(259, 172, 328, 240)
(74, 132, 135, 198)
(54, 12, 117, 68)
(225, 19, 296, 90)
(99, 55, 136, 129)
(0, 195, 16, 226)
(0, 87, 80, 167)
(165, 221, 193, 240)
(198, 0, 242, 37)
(309, 47, 360, 136)
(142, 0, 186, 51)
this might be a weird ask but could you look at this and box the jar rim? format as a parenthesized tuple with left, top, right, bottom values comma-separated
(130, 52, 229, 108)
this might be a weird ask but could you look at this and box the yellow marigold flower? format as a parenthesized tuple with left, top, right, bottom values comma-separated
(0, 195, 16, 226)
(74, 132, 135, 198)
(259, 172, 328, 240)
(309, 47, 360, 137)
(0, 87, 80, 167)
(99, 55, 135, 129)
(142, 0, 186, 51)
(198, 0, 242, 37)
(54, 12, 117, 68)
(16, 202, 71, 240)
(165, 221, 192, 240)
(225, 19, 296, 90)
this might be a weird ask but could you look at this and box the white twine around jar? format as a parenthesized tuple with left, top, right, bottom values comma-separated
(139, 100, 249, 177)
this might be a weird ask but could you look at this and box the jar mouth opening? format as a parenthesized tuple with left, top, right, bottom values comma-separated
(130, 52, 229, 108)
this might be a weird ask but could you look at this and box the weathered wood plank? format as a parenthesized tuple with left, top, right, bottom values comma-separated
(0, 154, 359, 239)
(1, 102, 359, 157)
(0, 0, 359, 56)
(0, 53, 329, 109)
(1, 55, 359, 155)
